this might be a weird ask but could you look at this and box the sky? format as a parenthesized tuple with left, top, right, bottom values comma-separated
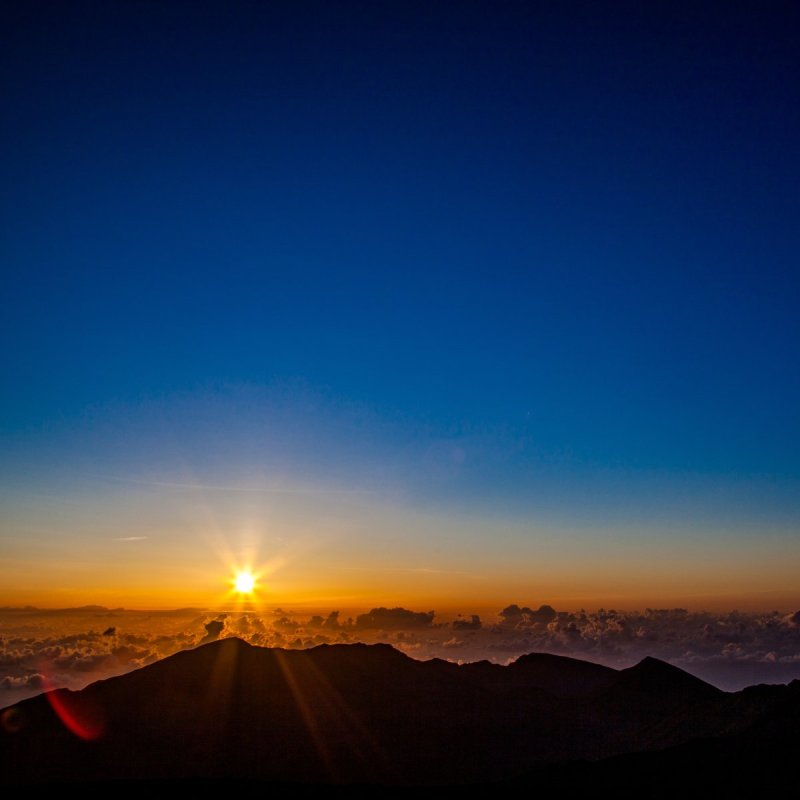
(1, 1, 799, 612)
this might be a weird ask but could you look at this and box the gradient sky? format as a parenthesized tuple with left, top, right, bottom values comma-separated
(2, 2, 799, 610)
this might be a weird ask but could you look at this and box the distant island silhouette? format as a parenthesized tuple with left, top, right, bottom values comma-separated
(2, 638, 797, 791)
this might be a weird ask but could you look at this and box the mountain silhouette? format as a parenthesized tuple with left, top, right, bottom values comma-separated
(1, 638, 796, 788)
(613, 655, 724, 701)
(505, 651, 617, 695)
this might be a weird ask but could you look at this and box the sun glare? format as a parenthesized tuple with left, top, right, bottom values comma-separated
(234, 571, 256, 594)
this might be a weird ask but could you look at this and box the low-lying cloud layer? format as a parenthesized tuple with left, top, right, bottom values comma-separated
(2, 603, 799, 706)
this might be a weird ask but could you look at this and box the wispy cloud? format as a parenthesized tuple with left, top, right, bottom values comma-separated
(342, 566, 482, 577)
(87, 474, 371, 495)
(116, 536, 147, 541)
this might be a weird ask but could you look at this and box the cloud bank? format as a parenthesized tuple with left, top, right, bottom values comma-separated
(2, 604, 799, 706)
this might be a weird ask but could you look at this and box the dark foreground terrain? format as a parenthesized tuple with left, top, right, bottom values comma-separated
(1, 638, 798, 791)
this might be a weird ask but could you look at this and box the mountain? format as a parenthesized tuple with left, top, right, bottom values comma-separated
(612, 655, 724, 701)
(1, 638, 796, 787)
(515, 680, 800, 793)
(506, 651, 617, 694)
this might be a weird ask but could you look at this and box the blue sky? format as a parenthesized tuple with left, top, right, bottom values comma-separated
(1, 2, 799, 608)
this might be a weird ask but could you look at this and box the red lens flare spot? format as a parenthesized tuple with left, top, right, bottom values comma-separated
(45, 688, 105, 741)
(1, 707, 25, 733)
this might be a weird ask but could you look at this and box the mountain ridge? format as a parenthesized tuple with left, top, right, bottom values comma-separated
(1, 638, 794, 787)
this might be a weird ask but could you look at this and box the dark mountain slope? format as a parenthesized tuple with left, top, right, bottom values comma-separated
(613, 656, 724, 702)
(515, 682, 800, 795)
(508, 651, 617, 695)
(0, 639, 794, 787)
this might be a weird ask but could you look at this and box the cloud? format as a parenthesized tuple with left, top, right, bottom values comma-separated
(0, 613, 204, 705)
(322, 611, 341, 629)
(452, 615, 482, 631)
(90, 474, 370, 496)
(273, 616, 300, 632)
(499, 604, 557, 625)
(2, 604, 800, 704)
(200, 618, 226, 643)
(354, 608, 435, 630)
(0, 673, 44, 690)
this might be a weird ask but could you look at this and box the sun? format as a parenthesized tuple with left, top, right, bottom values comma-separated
(223, 559, 270, 607)
(234, 570, 256, 594)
